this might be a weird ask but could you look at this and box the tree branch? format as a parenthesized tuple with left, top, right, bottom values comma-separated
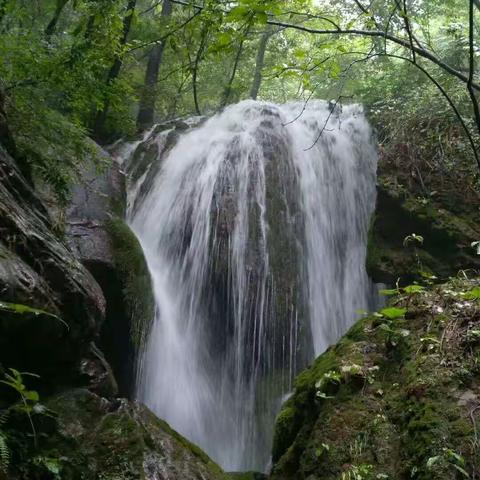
(399, 0, 416, 63)
(170, 0, 479, 91)
(264, 20, 480, 91)
(128, 9, 201, 51)
(277, 10, 341, 31)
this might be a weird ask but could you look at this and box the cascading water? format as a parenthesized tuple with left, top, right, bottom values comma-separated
(124, 100, 378, 472)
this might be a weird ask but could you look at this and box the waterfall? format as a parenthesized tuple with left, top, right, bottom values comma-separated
(124, 100, 378, 472)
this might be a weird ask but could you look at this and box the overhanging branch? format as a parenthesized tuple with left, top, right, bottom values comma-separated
(265, 19, 480, 92)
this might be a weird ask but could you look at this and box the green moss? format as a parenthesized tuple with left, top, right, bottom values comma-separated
(8, 389, 229, 480)
(153, 414, 226, 477)
(271, 278, 480, 479)
(105, 218, 155, 348)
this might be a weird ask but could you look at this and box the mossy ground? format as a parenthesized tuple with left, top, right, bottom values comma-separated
(271, 277, 480, 480)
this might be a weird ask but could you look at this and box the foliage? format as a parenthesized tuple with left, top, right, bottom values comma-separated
(378, 307, 406, 320)
(0, 0, 478, 181)
(426, 448, 470, 478)
(340, 464, 374, 480)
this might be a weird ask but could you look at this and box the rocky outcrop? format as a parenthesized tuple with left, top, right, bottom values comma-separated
(0, 144, 108, 393)
(270, 277, 480, 479)
(66, 151, 126, 266)
(367, 158, 480, 286)
(66, 154, 154, 397)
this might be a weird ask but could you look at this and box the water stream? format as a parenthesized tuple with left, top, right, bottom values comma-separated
(124, 100, 378, 471)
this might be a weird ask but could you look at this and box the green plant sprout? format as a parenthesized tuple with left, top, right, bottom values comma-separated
(0, 369, 43, 447)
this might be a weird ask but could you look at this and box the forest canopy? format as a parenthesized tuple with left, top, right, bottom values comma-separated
(0, 0, 479, 197)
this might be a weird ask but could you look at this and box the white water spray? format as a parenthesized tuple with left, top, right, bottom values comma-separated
(125, 100, 377, 471)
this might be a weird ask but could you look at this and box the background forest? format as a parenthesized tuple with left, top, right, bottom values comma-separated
(0, 0, 479, 201)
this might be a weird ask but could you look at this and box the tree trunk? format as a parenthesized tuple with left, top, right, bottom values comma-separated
(92, 0, 137, 141)
(250, 26, 273, 100)
(220, 29, 249, 108)
(45, 0, 70, 38)
(136, 0, 173, 130)
(192, 24, 208, 115)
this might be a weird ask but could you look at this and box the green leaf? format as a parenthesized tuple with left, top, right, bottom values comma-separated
(226, 5, 250, 21)
(316, 391, 335, 399)
(0, 302, 68, 329)
(378, 323, 394, 332)
(23, 390, 39, 402)
(380, 288, 398, 296)
(256, 11, 268, 24)
(463, 286, 480, 300)
(403, 234, 424, 247)
(329, 62, 341, 79)
(452, 464, 470, 477)
(216, 32, 232, 47)
(403, 284, 425, 294)
(380, 307, 407, 319)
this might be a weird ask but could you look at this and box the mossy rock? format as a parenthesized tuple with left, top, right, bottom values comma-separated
(271, 277, 480, 479)
(105, 217, 155, 349)
(367, 176, 480, 286)
(5, 388, 228, 479)
(65, 149, 155, 397)
(227, 472, 268, 480)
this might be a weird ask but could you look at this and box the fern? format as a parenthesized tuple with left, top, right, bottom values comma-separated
(0, 410, 8, 428)
(0, 430, 10, 473)
(0, 409, 10, 473)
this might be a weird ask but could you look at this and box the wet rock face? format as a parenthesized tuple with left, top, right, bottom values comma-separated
(9, 388, 227, 480)
(0, 145, 106, 391)
(124, 118, 206, 216)
(182, 105, 307, 376)
(66, 154, 126, 267)
(66, 156, 154, 398)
